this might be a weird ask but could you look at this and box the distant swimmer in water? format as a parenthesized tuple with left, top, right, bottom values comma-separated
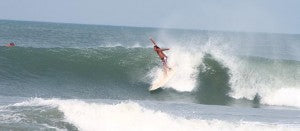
(150, 38, 171, 71)
(5, 42, 15, 47)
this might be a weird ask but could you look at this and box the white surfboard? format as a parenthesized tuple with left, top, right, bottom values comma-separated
(149, 68, 176, 91)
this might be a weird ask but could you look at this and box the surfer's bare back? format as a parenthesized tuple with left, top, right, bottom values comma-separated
(150, 38, 171, 70)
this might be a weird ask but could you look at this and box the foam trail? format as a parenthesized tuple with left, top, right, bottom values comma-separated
(15, 98, 298, 131)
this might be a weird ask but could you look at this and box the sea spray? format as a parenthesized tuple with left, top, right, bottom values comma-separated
(199, 37, 300, 107)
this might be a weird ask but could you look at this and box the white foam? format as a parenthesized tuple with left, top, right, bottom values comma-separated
(262, 88, 300, 108)
(14, 98, 298, 131)
(202, 37, 300, 108)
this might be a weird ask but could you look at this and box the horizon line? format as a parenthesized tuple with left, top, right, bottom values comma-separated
(1, 18, 299, 35)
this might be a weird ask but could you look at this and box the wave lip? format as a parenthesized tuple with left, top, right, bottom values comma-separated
(196, 40, 300, 108)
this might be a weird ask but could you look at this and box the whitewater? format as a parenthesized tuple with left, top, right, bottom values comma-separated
(0, 20, 299, 130)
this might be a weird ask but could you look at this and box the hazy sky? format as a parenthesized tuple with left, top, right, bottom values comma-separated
(0, 0, 299, 34)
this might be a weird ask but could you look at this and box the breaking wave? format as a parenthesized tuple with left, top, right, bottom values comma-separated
(0, 43, 299, 108)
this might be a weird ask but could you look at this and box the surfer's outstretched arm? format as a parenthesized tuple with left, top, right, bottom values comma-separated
(150, 38, 158, 46)
(161, 48, 170, 51)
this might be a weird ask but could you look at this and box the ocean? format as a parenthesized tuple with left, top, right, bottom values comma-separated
(0, 20, 299, 130)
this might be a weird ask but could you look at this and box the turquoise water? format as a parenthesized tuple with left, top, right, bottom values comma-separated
(0, 20, 299, 130)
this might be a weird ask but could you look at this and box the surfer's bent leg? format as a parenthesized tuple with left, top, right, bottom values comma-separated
(161, 57, 170, 70)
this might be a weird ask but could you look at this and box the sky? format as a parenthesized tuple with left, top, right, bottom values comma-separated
(0, 0, 299, 34)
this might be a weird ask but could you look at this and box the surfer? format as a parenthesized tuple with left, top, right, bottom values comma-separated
(150, 38, 171, 70)
(5, 42, 15, 47)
